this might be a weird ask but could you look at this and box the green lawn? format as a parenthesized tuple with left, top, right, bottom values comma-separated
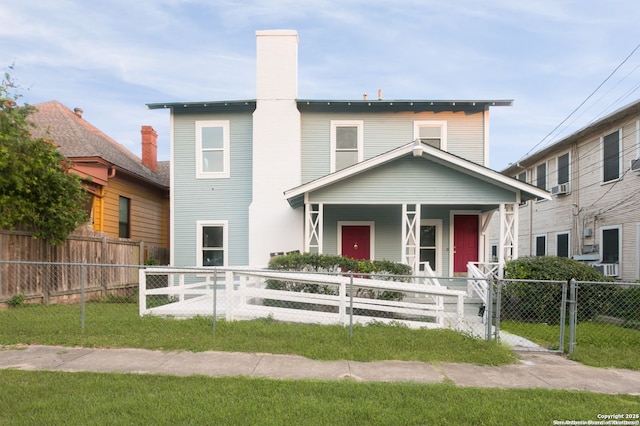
(1, 370, 638, 426)
(0, 303, 517, 365)
(500, 320, 640, 370)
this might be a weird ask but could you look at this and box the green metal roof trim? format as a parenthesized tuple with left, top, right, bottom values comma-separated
(296, 99, 512, 112)
(147, 99, 512, 113)
(146, 100, 257, 111)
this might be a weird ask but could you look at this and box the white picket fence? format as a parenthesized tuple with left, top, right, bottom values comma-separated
(139, 267, 468, 330)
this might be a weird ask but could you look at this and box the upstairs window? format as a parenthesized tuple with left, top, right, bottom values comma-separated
(196, 120, 230, 179)
(414, 121, 447, 150)
(602, 130, 621, 183)
(516, 170, 528, 205)
(557, 152, 570, 185)
(331, 120, 363, 172)
(536, 163, 547, 190)
(118, 196, 130, 238)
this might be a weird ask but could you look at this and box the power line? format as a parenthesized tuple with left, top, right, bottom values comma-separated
(515, 41, 640, 164)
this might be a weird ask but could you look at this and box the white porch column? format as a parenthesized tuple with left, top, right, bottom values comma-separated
(304, 203, 323, 254)
(498, 203, 518, 278)
(402, 204, 421, 272)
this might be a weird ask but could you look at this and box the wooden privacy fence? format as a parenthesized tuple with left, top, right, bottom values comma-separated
(0, 226, 168, 305)
(0, 226, 168, 265)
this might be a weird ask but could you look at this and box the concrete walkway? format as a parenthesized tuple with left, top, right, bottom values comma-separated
(0, 345, 638, 395)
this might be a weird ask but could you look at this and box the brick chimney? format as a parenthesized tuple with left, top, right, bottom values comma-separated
(141, 126, 158, 173)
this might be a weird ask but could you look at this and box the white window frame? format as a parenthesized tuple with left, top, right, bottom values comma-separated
(516, 170, 528, 206)
(556, 231, 570, 258)
(196, 220, 229, 267)
(600, 225, 621, 264)
(534, 234, 547, 256)
(413, 121, 447, 150)
(196, 120, 230, 179)
(330, 120, 363, 173)
(419, 219, 443, 274)
(601, 129, 622, 184)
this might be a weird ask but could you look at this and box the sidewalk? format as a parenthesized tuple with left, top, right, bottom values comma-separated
(0, 345, 638, 395)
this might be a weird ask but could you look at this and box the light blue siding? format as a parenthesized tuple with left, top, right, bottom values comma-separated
(172, 109, 253, 266)
(308, 156, 517, 204)
(301, 110, 485, 183)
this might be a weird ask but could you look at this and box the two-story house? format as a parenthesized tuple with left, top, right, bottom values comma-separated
(149, 30, 548, 275)
(490, 100, 640, 281)
(29, 101, 170, 264)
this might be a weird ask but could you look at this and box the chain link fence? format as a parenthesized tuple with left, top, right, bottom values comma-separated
(2, 260, 638, 365)
(492, 278, 640, 359)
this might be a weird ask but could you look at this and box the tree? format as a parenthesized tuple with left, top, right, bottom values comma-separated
(0, 72, 89, 245)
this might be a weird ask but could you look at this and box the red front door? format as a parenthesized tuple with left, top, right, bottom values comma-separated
(453, 215, 479, 273)
(341, 225, 371, 260)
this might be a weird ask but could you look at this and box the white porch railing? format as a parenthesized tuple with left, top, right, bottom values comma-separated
(466, 262, 496, 304)
(139, 267, 467, 330)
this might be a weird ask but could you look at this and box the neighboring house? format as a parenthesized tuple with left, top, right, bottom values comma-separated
(489, 99, 640, 281)
(29, 101, 170, 263)
(148, 30, 548, 275)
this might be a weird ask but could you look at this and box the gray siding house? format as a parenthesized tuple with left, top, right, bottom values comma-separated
(149, 30, 548, 276)
(489, 100, 640, 281)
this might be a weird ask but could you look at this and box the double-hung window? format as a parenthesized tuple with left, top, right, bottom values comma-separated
(535, 235, 546, 256)
(601, 226, 620, 264)
(196, 120, 230, 179)
(536, 162, 547, 201)
(197, 221, 228, 267)
(602, 130, 621, 183)
(331, 120, 363, 172)
(557, 152, 570, 185)
(414, 121, 447, 150)
(516, 170, 528, 205)
(118, 196, 130, 238)
(556, 232, 569, 258)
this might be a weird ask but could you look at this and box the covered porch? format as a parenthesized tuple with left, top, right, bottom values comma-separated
(285, 140, 550, 278)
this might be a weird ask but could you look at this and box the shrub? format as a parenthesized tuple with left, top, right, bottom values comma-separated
(502, 256, 614, 323)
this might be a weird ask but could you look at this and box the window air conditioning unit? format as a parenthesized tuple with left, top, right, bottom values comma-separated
(631, 158, 640, 173)
(550, 182, 570, 196)
(592, 263, 619, 277)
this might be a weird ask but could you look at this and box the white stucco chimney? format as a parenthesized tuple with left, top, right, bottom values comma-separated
(249, 30, 303, 266)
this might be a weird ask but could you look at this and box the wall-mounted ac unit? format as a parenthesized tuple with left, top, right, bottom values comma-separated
(551, 182, 570, 196)
(592, 263, 619, 277)
(631, 158, 640, 173)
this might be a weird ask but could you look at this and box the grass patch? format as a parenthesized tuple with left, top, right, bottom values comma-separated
(0, 370, 638, 425)
(500, 320, 640, 370)
(0, 304, 516, 365)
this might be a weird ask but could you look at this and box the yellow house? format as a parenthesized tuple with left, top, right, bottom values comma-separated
(29, 101, 170, 264)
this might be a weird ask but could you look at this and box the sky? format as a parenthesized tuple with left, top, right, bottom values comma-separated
(2, 0, 640, 171)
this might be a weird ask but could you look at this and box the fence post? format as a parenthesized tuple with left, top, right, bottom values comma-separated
(493, 279, 501, 341)
(568, 278, 577, 355)
(559, 280, 568, 353)
(212, 268, 217, 332)
(80, 264, 86, 331)
(138, 268, 146, 317)
(349, 273, 354, 339)
(485, 278, 493, 341)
